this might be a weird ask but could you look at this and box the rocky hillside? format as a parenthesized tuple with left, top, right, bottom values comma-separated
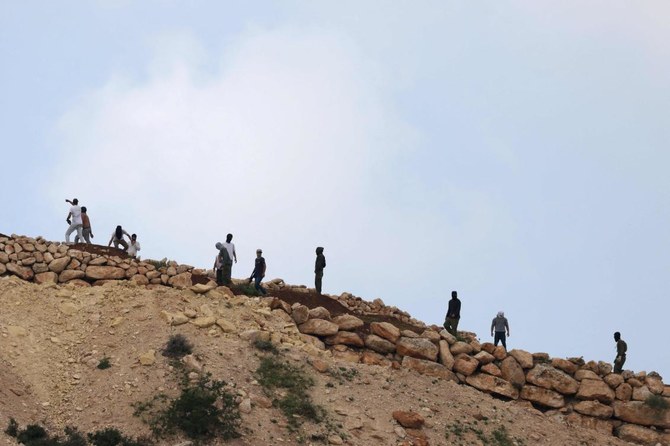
(0, 233, 669, 446)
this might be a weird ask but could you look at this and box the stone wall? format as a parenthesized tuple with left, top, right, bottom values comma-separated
(2, 233, 669, 445)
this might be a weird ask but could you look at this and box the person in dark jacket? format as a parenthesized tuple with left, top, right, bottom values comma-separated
(613, 331, 627, 373)
(491, 311, 510, 349)
(248, 249, 267, 295)
(315, 247, 326, 295)
(443, 291, 461, 336)
(214, 242, 231, 286)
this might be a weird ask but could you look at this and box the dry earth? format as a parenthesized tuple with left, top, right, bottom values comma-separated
(0, 276, 637, 446)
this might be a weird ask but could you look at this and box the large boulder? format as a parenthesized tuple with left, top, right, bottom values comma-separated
(308, 306, 331, 320)
(332, 315, 364, 331)
(481, 363, 502, 377)
(291, 304, 310, 324)
(438, 340, 454, 370)
(500, 356, 525, 388)
(573, 400, 614, 419)
(402, 356, 458, 382)
(603, 373, 625, 389)
(59, 269, 85, 282)
(525, 364, 579, 395)
(520, 385, 565, 409)
(34, 271, 58, 284)
(466, 373, 519, 399)
(324, 331, 364, 347)
(370, 322, 401, 343)
(86, 265, 125, 280)
(615, 424, 661, 446)
(167, 272, 192, 289)
(396, 337, 438, 361)
(473, 351, 495, 365)
(616, 400, 670, 431)
(453, 354, 479, 376)
(392, 411, 424, 429)
(450, 341, 474, 355)
(615, 383, 633, 401)
(6, 263, 34, 281)
(551, 358, 579, 375)
(48, 256, 71, 273)
(509, 349, 534, 369)
(364, 334, 396, 354)
(298, 319, 339, 336)
(577, 379, 615, 404)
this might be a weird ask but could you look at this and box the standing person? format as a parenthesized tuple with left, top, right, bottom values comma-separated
(613, 332, 627, 374)
(491, 311, 510, 349)
(443, 291, 461, 336)
(248, 249, 267, 295)
(108, 225, 130, 251)
(214, 242, 231, 286)
(74, 206, 94, 244)
(221, 234, 237, 285)
(64, 198, 84, 243)
(314, 246, 326, 295)
(127, 234, 141, 258)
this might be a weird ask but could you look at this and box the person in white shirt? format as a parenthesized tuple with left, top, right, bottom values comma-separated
(127, 234, 141, 258)
(64, 198, 84, 243)
(108, 225, 131, 251)
(221, 233, 237, 285)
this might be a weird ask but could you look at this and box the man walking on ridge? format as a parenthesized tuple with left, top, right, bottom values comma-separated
(613, 331, 627, 374)
(64, 198, 84, 244)
(221, 234, 237, 285)
(491, 311, 510, 349)
(315, 246, 326, 295)
(444, 291, 461, 336)
(74, 206, 94, 244)
(248, 249, 267, 295)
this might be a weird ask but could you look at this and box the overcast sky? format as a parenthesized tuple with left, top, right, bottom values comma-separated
(1, 1, 668, 378)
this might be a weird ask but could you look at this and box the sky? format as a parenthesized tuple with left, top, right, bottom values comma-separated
(1, 1, 669, 378)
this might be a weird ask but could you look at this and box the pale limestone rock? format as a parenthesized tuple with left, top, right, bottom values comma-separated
(130, 274, 149, 285)
(438, 340, 454, 370)
(615, 382, 633, 401)
(615, 424, 660, 445)
(331, 314, 364, 331)
(520, 384, 565, 409)
(576, 378, 615, 404)
(190, 282, 216, 294)
(308, 306, 331, 320)
(48, 256, 71, 273)
(501, 356, 525, 388)
(402, 356, 458, 381)
(192, 316, 216, 328)
(551, 357, 579, 375)
(439, 329, 457, 344)
(573, 400, 614, 419)
(632, 385, 653, 401)
(6, 263, 33, 280)
(492, 346, 507, 360)
(364, 334, 396, 354)
(34, 271, 58, 284)
(139, 350, 156, 366)
(298, 319, 339, 336)
(449, 341, 473, 355)
(481, 363, 502, 377)
(453, 354, 479, 376)
(215, 319, 235, 333)
(168, 272, 192, 289)
(574, 369, 600, 381)
(85, 265, 125, 280)
(525, 364, 579, 395)
(239, 398, 252, 414)
(613, 400, 670, 428)
(466, 373, 519, 399)
(370, 322, 401, 343)
(396, 337, 438, 361)
(473, 351, 495, 365)
(59, 269, 85, 282)
(509, 349, 533, 369)
(324, 331, 364, 347)
(291, 304, 310, 324)
(603, 373, 625, 389)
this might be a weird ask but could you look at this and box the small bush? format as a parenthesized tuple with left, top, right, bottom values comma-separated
(133, 373, 240, 443)
(327, 366, 358, 384)
(491, 426, 515, 446)
(5, 420, 142, 446)
(87, 427, 149, 446)
(256, 356, 324, 427)
(253, 339, 278, 354)
(145, 258, 169, 270)
(97, 356, 111, 370)
(646, 394, 670, 412)
(5, 418, 18, 437)
(162, 334, 193, 359)
(231, 282, 260, 297)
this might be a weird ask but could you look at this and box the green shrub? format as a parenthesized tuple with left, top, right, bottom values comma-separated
(253, 339, 278, 354)
(97, 356, 111, 370)
(5, 418, 18, 437)
(133, 373, 240, 443)
(646, 394, 670, 412)
(5, 420, 142, 446)
(162, 334, 193, 359)
(87, 428, 149, 446)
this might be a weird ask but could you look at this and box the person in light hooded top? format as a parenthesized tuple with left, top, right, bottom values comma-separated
(491, 311, 510, 349)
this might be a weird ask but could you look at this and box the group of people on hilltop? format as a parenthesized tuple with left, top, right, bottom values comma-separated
(64, 198, 140, 258)
(213, 235, 326, 296)
(444, 291, 628, 373)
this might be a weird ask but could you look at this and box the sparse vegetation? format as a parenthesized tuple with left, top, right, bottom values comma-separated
(133, 372, 240, 444)
(97, 356, 111, 370)
(256, 356, 324, 427)
(445, 421, 523, 446)
(645, 394, 670, 412)
(231, 282, 260, 296)
(4, 420, 146, 446)
(162, 333, 193, 359)
(254, 339, 278, 354)
(327, 366, 358, 384)
(144, 258, 169, 270)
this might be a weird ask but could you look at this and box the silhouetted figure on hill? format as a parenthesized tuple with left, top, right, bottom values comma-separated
(613, 331, 627, 373)
(127, 234, 141, 258)
(64, 198, 83, 244)
(221, 234, 236, 285)
(248, 249, 267, 295)
(443, 291, 461, 336)
(491, 311, 510, 349)
(108, 225, 130, 251)
(214, 242, 232, 286)
(74, 206, 94, 244)
(315, 246, 326, 294)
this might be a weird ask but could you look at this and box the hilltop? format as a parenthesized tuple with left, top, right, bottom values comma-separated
(0, 233, 669, 446)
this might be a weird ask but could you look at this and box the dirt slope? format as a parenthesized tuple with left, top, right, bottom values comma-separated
(0, 276, 633, 446)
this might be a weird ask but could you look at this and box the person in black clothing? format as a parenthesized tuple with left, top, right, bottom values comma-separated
(443, 291, 461, 336)
(315, 247, 326, 295)
(248, 249, 267, 295)
(613, 331, 627, 374)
